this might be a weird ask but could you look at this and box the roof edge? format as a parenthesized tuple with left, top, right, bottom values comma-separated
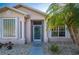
(14, 4, 46, 16)
(0, 7, 29, 16)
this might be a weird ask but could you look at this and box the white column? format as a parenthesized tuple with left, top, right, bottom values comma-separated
(26, 19, 31, 43)
(44, 20, 48, 43)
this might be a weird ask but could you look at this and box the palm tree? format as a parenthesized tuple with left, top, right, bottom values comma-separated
(46, 3, 79, 45)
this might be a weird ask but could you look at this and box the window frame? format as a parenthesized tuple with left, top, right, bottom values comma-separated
(1, 17, 18, 39)
(51, 26, 66, 37)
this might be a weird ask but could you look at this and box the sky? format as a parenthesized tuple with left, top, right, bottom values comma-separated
(0, 3, 51, 12)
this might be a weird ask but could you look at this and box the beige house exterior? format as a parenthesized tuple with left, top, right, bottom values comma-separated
(0, 5, 72, 44)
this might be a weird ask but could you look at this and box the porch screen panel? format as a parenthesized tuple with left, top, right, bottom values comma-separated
(3, 19, 16, 37)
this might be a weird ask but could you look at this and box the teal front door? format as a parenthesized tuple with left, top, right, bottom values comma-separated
(33, 25, 42, 42)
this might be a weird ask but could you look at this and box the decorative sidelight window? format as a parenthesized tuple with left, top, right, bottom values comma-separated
(20, 21, 22, 38)
(0, 18, 17, 38)
(51, 26, 65, 37)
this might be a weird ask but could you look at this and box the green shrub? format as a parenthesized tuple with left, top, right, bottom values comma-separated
(50, 44, 59, 53)
(7, 42, 14, 50)
(0, 43, 3, 49)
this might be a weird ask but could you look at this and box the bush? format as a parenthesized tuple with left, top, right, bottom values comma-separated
(50, 44, 59, 53)
(0, 43, 3, 48)
(7, 42, 14, 50)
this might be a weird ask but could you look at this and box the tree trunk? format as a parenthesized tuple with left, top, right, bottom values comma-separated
(72, 26, 79, 45)
(67, 25, 78, 45)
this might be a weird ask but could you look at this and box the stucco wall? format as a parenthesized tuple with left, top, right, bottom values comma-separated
(0, 10, 25, 44)
(25, 18, 31, 43)
(17, 7, 48, 43)
(16, 7, 45, 19)
(0, 7, 72, 44)
(0, 7, 48, 44)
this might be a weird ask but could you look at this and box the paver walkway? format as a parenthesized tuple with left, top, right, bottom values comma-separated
(28, 41, 45, 55)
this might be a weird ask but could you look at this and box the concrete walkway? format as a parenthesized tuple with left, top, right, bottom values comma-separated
(28, 41, 45, 55)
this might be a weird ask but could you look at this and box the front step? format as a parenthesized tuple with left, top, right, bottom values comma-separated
(32, 41, 42, 47)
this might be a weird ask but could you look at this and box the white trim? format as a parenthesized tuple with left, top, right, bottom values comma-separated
(50, 25, 66, 38)
(14, 4, 46, 16)
(8, 7, 28, 16)
(0, 7, 28, 16)
(1, 17, 18, 39)
(33, 25, 42, 42)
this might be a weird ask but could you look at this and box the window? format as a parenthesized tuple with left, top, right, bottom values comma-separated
(51, 27, 58, 36)
(0, 18, 17, 38)
(3, 19, 16, 37)
(51, 26, 65, 37)
(59, 26, 65, 36)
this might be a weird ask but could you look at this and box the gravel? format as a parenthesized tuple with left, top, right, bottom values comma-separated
(0, 44, 31, 55)
(0, 42, 78, 55)
(44, 42, 79, 55)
